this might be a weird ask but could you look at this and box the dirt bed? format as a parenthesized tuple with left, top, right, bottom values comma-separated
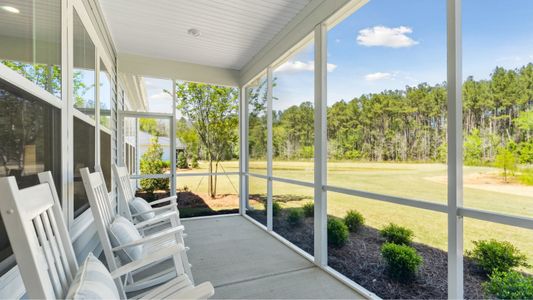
(248, 209, 487, 299)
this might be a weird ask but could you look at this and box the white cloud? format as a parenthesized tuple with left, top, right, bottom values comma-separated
(327, 63, 337, 72)
(364, 72, 394, 81)
(148, 92, 172, 102)
(276, 60, 337, 73)
(357, 26, 418, 48)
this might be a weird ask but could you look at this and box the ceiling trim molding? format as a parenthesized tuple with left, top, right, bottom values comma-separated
(118, 53, 240, 87)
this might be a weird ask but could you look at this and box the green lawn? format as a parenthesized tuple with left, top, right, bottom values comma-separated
(179, 160, 533, 271)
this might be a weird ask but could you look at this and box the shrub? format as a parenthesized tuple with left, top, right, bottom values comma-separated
(302, 202, 314, 218)
(469, 239, 529, 274)
(139, 137, 169, 192)
(519, 168, 533, 186)
(381, 242, 423, 281)
(483, 271, 533, 299)
(344, 210, 364, 232)
(191, 155, 200, 168)
(287, 209, 303, 226)
(495, 146, 518, 183)
(263, 201, 281, 217)
(380, 223, 414, 245)
(328, 218, 349, 248)
(177, 152, 188, 169)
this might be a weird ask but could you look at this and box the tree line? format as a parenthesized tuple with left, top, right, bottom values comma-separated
(249, 64, 532, 165)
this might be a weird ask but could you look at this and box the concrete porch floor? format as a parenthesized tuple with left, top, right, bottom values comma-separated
(182, 215, 365, 299)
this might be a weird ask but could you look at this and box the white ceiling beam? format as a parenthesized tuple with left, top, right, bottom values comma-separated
(118, 53, 240, 87)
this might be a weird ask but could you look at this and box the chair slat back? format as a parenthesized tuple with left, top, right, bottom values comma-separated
(0, 176, 78, 299)
(112, 164, 135, 221)
(80, 167, 120, 274)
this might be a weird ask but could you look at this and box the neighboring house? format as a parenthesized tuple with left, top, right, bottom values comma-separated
(125, 130, 186, 162)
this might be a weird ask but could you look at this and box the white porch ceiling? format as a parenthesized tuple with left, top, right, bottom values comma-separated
(99, 0, 312, 70)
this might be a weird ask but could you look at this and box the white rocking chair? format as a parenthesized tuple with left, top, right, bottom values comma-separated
(80, 167, 194, 293)
(0, 173, 213, 299)
(113, 164, 182, 227)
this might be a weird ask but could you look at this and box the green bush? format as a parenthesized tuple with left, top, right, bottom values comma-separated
(519, 168, 533, 186)
(191, 155, 200, 168)
(328, 218, 349, 248)
(381, 242, 423, 281)
(483, 270, 533, 299)
(263, 201, 281, 217)
(495, 146, 518, 183)
(380, 223, 414, 245)
(302, 202, 314, 218)
(139, 137, 169, 192)
(469, 239, 529, 274)
(344, 210, 364, 232)
(287, 209, 303, 226)
(177, 152, 188, 169)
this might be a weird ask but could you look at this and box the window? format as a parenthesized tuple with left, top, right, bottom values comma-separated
(73, 10, 96, 118)
(100, 130, 112, 191)
(124, 116, 171, 194)
(272, 40, 314, 183)
(462, 0, 533, 218)
(99, 59, 113, 192)
(325, 1, 447, 298)
(125, 77, 173, 113)
(462, 1, 533, 295)
(247, 176, 267, 226)
(0, 0, 62, 97)
(73, 117, 95, 217)
(273, 181, 314, 256)
(247, 74, 268, 175)
(0, 79, 61, 274)
(99, 60, 111, 128)
(174, 81, 240, 218)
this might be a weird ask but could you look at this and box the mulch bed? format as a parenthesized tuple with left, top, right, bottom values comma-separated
(135, 190, 239, 218)
(248, 209, 488, 299)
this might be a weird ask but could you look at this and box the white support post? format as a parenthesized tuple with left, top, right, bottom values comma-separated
(170, 81, 177, 197)
(62, 0, 74, 225)
(95, 49, 101, 168)
(447, 0, 464, 298)
(239, 86, 249, 215)
(266, 67, 273, 231)
(314, 23, 328, 266)
(135, 117, 140, 189)
(117, 93, 124, 170)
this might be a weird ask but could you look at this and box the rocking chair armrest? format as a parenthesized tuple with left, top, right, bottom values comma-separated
(131, 204, 176, 218)
(133, 210, 179, 230)
(110, 243, 184, 279)
(148, 195, 177, 206)
(111, 225, 184, 251)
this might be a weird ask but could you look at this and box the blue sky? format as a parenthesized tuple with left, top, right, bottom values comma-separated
(273, 0, 533, 110)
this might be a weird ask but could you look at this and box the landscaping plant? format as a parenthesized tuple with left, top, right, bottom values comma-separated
(287, 209, 303, 226)
(264, 201, 282, 217)
(381, 242, 423, 281)
(380, 223, 414, 245)
(344, 209, 365, 232)
(177, 151, 188, 169)
(139, 137, 169, 193)
(469, 239, 529, 274)
(328, 218, 349, 248)
(483, 270, 533, 299)
(302, 202, 314, 218)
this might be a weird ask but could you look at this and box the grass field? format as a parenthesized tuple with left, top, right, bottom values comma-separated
(176, 160, 533, 271)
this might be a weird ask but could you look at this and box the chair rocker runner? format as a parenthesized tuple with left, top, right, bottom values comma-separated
(0, 173, 213, 299)
(80, 167, 194, 293)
